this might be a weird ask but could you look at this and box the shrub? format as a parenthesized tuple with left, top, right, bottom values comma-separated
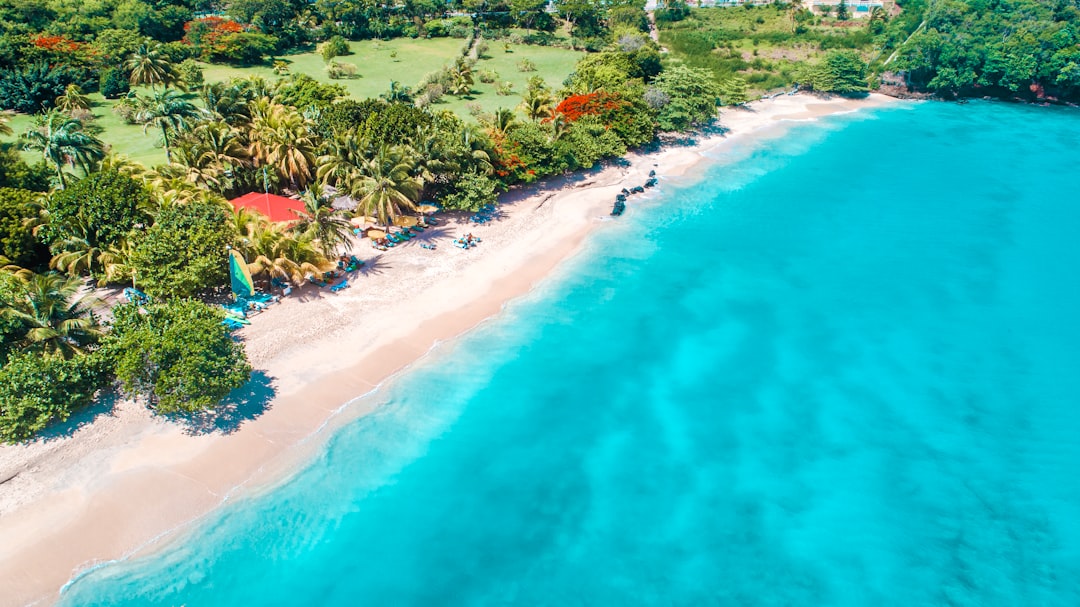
(129, 199, 235, 298)
(0, 352, 107, 443)
(274, 74, 346, 107)
(424, 83, 445, 102)
(0, 62, 87, 113)
(99, 68, 131, 99)
(320, 35, 351, 63)
(496, 81, 515, 95)
(177, 59, 204, 89)
(104, 300, 251, 414)
(478, 69, 499, 83)
(42, 170, 152, 250)
(0, 188, 48, 270)
(0, 149, 52, 192)
(112, 96, 140, 124)
(440, 173, 500, 211)
(517, 58, 537, 72)
(325, 61, 358, 79)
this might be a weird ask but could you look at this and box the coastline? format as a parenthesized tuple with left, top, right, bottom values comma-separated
(0, 92, 900, 607)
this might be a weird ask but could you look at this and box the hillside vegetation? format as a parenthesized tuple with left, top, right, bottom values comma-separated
(659, 0, 1080, 102)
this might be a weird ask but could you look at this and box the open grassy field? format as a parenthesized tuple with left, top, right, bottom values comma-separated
(430, 42, 582, 117)
(1, 37, 582, 169)
(658, 5, 876, 93)
(200, 37, 466, 97)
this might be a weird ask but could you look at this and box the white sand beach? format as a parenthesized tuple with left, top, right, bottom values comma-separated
(0, 92, 899, 607)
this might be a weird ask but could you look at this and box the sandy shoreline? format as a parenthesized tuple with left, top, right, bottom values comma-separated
(0, 92, 900, 606)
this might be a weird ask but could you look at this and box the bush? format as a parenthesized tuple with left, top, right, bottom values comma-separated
(112, 96, 140, 124)
(558, 115, 627, 169)
(0, 352, 107, 443)
(325, 61, 358, 79)
(0, 149, 52, 192)
(517, 58, 537, 72)
(129, 200, 235, 298)
(42, 170, 152, 250)
(103, 299, 251, 414)
(176, 59, 203, 89)
(0, 61, 88, 113)
(320, 35, 351, 63)
(0, 188, 48, 270)
(440, 173, 500, 211)
(99, 68, 131, 99)
(478, 69, 499, 83)
(274, 74, 346, 107)
(496, 81, 515, 95)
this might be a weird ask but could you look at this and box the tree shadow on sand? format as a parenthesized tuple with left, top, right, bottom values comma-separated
(34, 391, 121, 443)
(357, 254, 391, 277)
(175, 370, 277, 436)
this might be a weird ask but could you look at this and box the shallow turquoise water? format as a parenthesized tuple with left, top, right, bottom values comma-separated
(62, 102, 1080, 606)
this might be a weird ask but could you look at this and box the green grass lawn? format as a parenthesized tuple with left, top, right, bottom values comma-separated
(200, 37, 466, 99)
(3, 93, 174, 167)
(430, 43, 583, 118)
(1, 38, 582, 170)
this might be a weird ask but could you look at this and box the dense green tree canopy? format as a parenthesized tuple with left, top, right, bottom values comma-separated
(0, 187, 48, 269)
(129, 199, 235, 298)
(0, 350, 107, 443)
(648, 65, 720, 131)
(42, 170, 152, 250)
(804, 50, 868, 95)
(894, 0, 1080, 99)
(104, 299, 251, 414)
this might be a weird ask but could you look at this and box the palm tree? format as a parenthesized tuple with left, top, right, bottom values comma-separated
(347, 145, 421, 230)
(125, 43, 176, 90)
(21, 112, 106, 189)
(519, 86, 554, 122)
(201, 82, 254, 126)
(55, 84, 91, 113)
(169, 121, 249, 191)
(135, 89, 205, 163)
(291, 191, 353, 257)
(0, 271, 103, 358)
(450, 59, 475, 97)
(240, 221, 331, 285)
(249, 105, 317, 191)
(455, 125, 494, 175)
(316, 130, 374, 188)
(49, 217, 106, 277)
(94, 153, 148, 179)
(484, 108, 518, 143)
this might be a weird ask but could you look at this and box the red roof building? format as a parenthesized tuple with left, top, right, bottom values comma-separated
(229, 192, 306, 223)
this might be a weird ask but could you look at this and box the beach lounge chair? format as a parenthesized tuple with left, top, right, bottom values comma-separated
(329, 280, 350, 293)
(222, 302, 250, 319)
(122, 287, 151, 306)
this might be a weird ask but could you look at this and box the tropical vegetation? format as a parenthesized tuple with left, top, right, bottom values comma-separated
(3, 0, 1077, 442)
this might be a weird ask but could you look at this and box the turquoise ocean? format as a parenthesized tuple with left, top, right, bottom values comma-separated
(60, 101, 1080, 606)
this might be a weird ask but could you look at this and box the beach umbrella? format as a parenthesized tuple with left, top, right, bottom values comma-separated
(393, 216, 418, 227)
(418, 204, 439, 214)
(349, 216, 366, 227)
(366, 229, 386, 240)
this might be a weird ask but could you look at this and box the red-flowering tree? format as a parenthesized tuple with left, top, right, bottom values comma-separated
(32, 35, 82, 55)
(183, 17, 246, 56)
(550, 91, 628, 123)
